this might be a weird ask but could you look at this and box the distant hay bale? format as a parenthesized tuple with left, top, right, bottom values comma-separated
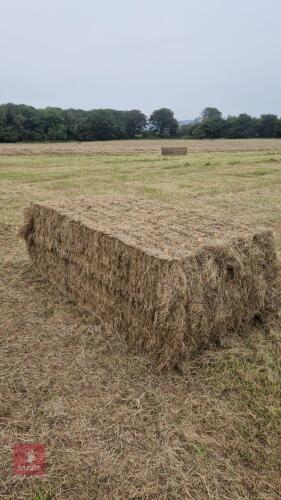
(161, 147, 187, 156)
(20, 197, 281, 369)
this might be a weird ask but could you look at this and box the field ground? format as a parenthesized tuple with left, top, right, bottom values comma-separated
(0, 139, 281, 499)
(1, 138, 281, 156)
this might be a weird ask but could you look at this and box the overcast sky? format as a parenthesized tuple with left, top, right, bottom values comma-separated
(1, 0, 281, 120)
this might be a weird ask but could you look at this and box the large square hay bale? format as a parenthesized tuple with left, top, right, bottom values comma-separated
(161, 146, 187, 156)
(20, 197, 281, 369)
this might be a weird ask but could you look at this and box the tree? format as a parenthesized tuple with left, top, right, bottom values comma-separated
(191, 124, 207, 139)
(258, 114, 278, 138)
(275, 119, 281, 138)
(0, 104, 19, 141)
(176, 123, 193, 138)
(124, 110, 147, 138)
(195, 120, 224, 139)
(200, 107, 222, 121)
(186, 107, 224, 138)
(39, 107, 67, 140)
(224, 114, 258, 138)
(149, 108, 178, 137)
(64, 109, 84, 140)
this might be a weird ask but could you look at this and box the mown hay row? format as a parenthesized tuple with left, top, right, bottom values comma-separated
(20, 197, 281, 369)
(161, 147, 187, 156)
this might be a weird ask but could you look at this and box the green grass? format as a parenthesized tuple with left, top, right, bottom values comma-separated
(1, 151, 281, 245)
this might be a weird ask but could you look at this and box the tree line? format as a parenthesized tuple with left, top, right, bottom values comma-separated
(177, 107, 281, 139)
(0, 103, 281, 142)
(0, 104, 177, 142)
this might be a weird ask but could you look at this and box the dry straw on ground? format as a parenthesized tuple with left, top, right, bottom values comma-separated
(1, 138, 281, 156)
(20, 196, 281, 369)
(161, 146, 187, 156)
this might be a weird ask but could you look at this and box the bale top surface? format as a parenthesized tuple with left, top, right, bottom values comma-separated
(32, 197, 263, 260)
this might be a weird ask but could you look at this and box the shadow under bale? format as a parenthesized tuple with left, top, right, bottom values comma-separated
(20, 196, 281, 370)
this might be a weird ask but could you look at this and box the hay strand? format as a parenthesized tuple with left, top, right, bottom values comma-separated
(20, 196, 281, 369)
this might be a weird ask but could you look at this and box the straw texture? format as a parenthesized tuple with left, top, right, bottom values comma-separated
(20, 196, 281, 369)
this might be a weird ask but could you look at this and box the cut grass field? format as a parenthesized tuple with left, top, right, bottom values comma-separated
(0, 140, 281, 499)
(1, 138, 281, 156)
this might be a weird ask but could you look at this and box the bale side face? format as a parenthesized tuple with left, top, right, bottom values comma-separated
(20, 198, 281, 369)
(183, 233, 281, 353)
(21, 203, 188, 368)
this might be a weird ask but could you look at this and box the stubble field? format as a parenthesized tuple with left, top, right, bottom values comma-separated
(0, 139, 281, 499)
